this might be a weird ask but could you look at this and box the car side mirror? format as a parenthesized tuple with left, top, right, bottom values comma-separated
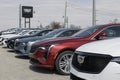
(96, 32, 107, 40)
(98, 32, 107, 37)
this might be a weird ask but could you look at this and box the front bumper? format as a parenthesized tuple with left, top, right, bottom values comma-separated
(7, 40, 15, 49)
(70, 62, 120, 80)
(30, 58, 54, 69)
(16, 53, 29, 56)
(14, 46, 26, 54)
(2, 39, 8, 47)
(29, 49, 55, 69)
(15, 42, 32, 56)
(14, 43, 27, 54)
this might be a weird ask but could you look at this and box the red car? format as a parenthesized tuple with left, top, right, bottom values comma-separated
(29, 24, 120, 75)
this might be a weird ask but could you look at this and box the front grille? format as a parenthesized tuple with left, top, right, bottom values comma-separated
(30, 58, 41, 64)
(9, 40, 15, 49)
(72, 51, 112, 74)
(14, 41, 20, 47)
(5, 40, 8, 44)
(70, 74, 85, 80)
(0, 38, 4, 42)
(24, 45, 27, 51)
(30, 45, 39, 53)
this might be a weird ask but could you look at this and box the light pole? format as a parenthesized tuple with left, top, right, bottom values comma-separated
(64, 0, 68, 28)
(66, 16, 68, 28)
(19, 4, 22, 28)
(92, 0, 96, 26)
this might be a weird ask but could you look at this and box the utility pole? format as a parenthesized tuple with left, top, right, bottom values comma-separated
(66, 16, 68, 28)
(64, 0, 67, 28)
(92, 0, 96, 26)
(19, 4, 22, 28)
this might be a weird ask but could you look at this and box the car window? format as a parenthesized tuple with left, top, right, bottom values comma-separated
(28, 31, 38, 35)
(38, 30, 50, 36)
(102, 26, 120, 37)
(18, 30, 29, 35)
(73, 25, 103, 38)
(58, 30, 79, 37)
(37, 32, 44, 36)
(32, 30, 52, 36)
(45, 29, 63, 37)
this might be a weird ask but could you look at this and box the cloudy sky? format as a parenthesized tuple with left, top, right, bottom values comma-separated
(0, 0, 120, 30)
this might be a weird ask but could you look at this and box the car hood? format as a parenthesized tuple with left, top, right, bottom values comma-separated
(76, 38, 120, 57)
(0, 34, 19, 39)
(33, 36, 86, 46)
(8, 35, 34, 41)
(17, 36, 47, 43)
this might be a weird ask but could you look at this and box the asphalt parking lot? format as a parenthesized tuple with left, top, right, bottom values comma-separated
(0, 46, 69, 80)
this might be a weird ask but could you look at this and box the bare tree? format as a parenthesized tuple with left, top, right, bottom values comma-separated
(44, 21, 63, 29)
(109, 18, 120, 24)
(70, 24, 82, 29)
(49, 21, 63, 29)
(45, 25, 51, 29)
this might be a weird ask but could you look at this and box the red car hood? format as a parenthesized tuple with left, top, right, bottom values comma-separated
(33, 36, 88, 46)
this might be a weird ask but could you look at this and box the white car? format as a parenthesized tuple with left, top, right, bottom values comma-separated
(70, 38, 120, 80)
(1, 30, 38, 46)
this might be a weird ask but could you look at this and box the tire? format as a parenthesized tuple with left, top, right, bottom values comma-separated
(55, 51, 73, 75)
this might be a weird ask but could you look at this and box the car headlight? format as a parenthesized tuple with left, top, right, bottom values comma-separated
(21, 42, 26, 46)
(38, 43, 60, 59)
(39, 46, 49, 50)
(39, 43, 60, 51)
(111, 57, 120, 64)
(16, 39, 19, 42)
(29, 43, 61, 57)
(11, 40, 15, 42)
(0, 37, 3, 41)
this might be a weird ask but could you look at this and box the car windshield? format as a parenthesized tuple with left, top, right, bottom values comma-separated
(27, 30, 39, 35)
(73, 25, 103, 38)
(18, 30, 30, 35)
(30, 30, 42, 36)
(4, 28, 17, 34)
(45, 29, 64, 37)
(15, 29, 24, 34)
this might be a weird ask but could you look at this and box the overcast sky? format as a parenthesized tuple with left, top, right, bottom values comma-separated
(0, 0, 120, 30)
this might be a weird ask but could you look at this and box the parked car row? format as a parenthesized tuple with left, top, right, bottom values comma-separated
(29, 23, 120, 75)
(0, 27, 80, 74)
(0, 28, 43, 44)
(1, 24, 120, 80)
(0, 28, 24, 35)
(14, 28, 80, 55)
(5, 29, 53, 48)
(0, 28, 42, 35)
